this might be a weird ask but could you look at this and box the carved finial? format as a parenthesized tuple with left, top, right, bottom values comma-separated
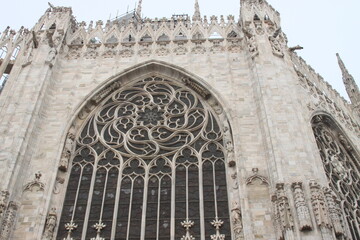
(192, 0, 201, 21)
(136, 0, 143, 18)
(336, 53, 360, 106)
(64, 220, 78, 240)
(181, 219, 195, 240)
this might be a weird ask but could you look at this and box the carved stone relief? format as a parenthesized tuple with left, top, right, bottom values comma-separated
(53, 177, 65, 194)
(181, 77, 211, 99)
(245, 168, 269, 185)
(323, 188, 347, 239)
(155, 46, 170, 56)
(231, 201, 244, 240)
(309, 181, 333, 240)
(291, 182, 312, 231)
(191, 45, 206, 54)
(0, 201, 19, 240)
(23, 172, 45, 192)
(42, 208, 57, 240)
(243, 27, 258, 59)
(269, 36, 283, 58)
(58, 129, 76, 172)
(272, 183, 295, 240)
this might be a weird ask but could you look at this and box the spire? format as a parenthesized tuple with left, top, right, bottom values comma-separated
(192, 0, 201, 21)
(336, 53, 360, 107)
(136, 0, 142, 18)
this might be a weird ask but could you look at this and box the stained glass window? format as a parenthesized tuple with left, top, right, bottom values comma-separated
(312, 115, 360, 239)
(57, 76, 231, 239)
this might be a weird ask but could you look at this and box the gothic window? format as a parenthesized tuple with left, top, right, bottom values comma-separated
(311, 115, 360, 239)
(57, 76, 231, 240)
(10, 45, 20, 61)
(0, 46, 7, 59)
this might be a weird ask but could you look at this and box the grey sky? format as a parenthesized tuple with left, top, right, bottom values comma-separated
(1, 0, 359, 101)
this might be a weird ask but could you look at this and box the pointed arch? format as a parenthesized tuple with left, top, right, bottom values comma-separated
(311, 114, 360, 239)
(52, 61, 237, 240)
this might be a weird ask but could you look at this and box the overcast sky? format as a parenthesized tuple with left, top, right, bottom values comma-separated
(1, 0, 359, 101)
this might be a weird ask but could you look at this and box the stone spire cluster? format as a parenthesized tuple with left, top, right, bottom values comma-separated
(336, 53, 360, 111)
(192, 0, 201, 21)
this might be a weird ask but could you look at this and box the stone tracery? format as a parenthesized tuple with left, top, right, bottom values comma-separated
(56, 76, 233, 239)
(312, 115, 360, 239)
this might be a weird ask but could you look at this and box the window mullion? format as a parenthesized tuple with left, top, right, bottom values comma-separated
(156, 177, 161, 240)
(185, 166, 189, 220)
(110, 166, 122, 240)
(70, 165, 84, 222)
(99, 168, 110, 221)
(199, 160, 205, 240)
(170, 164, 176, 240)
(126, 179, 135, 240)
(81, 160, 98, 240)
(212, 162, 218, 219)
(140, 171, 149, 240)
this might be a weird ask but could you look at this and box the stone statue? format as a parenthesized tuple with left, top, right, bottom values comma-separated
(58, 131, 75, 172)
(42, 208, 57, 240)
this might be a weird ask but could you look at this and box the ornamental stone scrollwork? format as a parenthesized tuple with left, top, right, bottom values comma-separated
(291, 182, 312, 231)
(272, 183, 295, 240)
(245, 168, 269, 185)
(0, 201, 19, 240)
(23, 171, 45, 192)
(309, 180, 333, 240)
(323, 188, 347, 239)
(42, 208, 57, 240)
(231, 201, 244, 240)
(58, 129, 76, 172)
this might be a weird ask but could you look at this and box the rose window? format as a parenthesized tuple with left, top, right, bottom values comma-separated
(56, 76, 232, 240)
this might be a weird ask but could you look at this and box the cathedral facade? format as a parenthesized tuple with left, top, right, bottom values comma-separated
(0, 0, 359, 239)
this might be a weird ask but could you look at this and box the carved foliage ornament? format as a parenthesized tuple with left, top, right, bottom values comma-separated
(291, 182, 312, 231)
(272, 183, 295, 240)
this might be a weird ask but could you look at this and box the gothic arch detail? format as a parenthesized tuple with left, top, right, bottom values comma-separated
(54, 70, 237, 240)
(311, 114, 360, 239)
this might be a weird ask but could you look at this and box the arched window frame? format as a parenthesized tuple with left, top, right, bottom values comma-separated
(311, 114, 360, 239)
(50, 67, 241, 240)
